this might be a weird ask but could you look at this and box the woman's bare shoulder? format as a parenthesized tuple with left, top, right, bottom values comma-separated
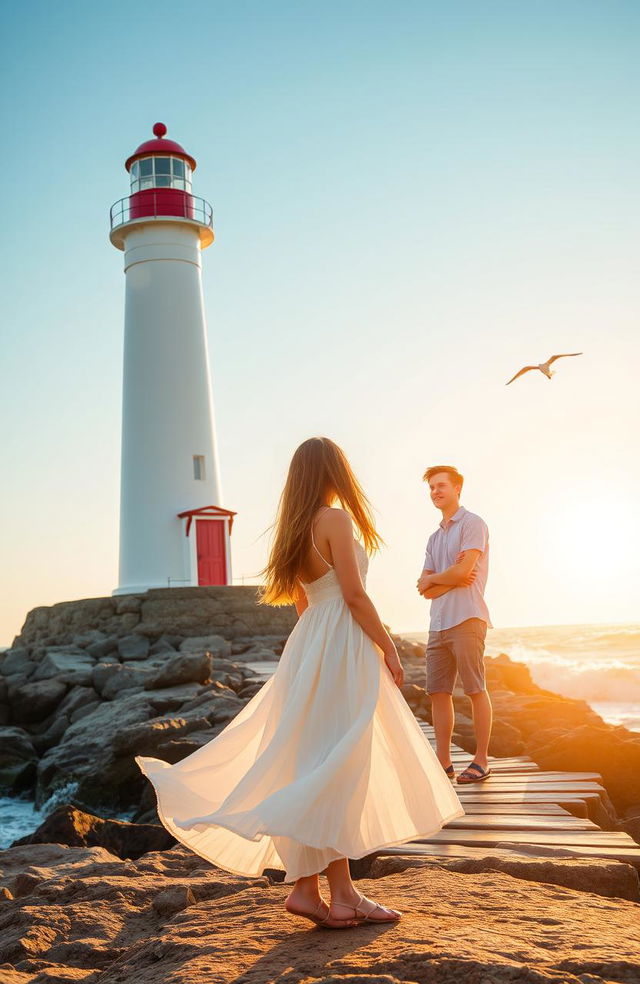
(319, 507, 353, 532)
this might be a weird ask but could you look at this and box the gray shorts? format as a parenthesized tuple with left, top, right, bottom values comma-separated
(426, 617, 487, 695)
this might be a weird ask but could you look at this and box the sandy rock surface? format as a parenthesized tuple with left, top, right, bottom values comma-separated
(0, 844, 638, 984)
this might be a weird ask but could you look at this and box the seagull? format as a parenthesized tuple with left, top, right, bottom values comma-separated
(506, 353, 583, 385)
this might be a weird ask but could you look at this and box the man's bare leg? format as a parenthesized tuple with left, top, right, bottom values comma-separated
(467, 689, 493, 770)
(430, 691, 455, 769)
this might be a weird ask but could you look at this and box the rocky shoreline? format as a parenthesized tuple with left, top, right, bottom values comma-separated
(1, 591, 640, 982)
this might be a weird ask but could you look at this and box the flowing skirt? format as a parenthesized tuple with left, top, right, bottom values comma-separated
(136, 596, 464, 882)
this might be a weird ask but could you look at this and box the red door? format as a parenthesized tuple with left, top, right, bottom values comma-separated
(196, 520, 227, 585)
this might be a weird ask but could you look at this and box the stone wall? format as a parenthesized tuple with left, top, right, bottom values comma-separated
(13, 587, 297, 650)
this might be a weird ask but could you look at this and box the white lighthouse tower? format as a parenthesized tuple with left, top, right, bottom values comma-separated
(110, 123, 235, 595)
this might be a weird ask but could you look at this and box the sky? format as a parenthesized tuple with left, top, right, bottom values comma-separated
(1, 1, 639, 645)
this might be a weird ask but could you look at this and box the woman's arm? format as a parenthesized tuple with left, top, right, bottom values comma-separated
(323, 509, 403, 686)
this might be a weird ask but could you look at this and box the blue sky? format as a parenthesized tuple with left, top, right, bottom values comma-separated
(1, 1, 639, 643)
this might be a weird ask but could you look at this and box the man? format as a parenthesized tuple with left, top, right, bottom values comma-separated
(416, 465, 493, 784)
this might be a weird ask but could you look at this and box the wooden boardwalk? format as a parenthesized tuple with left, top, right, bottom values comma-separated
(250, 661, 640, 869)
(377, 722, 640, 870)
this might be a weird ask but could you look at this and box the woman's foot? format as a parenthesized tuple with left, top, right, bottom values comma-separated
(330, 891, 402, 924)
(285, 893, 359, 930)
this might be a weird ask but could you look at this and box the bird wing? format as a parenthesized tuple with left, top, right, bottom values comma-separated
(547, 352, 583, 365)
(506, 366, 537, 385)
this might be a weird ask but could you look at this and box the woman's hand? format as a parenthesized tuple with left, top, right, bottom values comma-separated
(383, 646, 404, 688)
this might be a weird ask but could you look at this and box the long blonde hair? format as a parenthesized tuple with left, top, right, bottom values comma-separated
(260, 437, 382, 606)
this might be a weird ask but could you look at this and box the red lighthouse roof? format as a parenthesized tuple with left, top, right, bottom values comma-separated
(125, 123, 197, 173)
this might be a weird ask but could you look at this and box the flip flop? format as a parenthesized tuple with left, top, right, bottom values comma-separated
(456, 762, 492, 784)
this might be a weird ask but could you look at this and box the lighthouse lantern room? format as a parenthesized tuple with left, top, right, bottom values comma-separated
(110, 123, 233, 593)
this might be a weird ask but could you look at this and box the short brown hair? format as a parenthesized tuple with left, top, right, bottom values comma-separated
(423, 465, 464, 491)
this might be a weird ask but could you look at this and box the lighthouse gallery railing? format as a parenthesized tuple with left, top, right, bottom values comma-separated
(110, 193, 213, 231)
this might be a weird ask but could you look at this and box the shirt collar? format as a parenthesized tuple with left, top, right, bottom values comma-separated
(439, 505, 466, 530)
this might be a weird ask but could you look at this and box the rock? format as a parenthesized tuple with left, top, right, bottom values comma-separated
(152, 885, 197, 916)
(9, 678, 67, 725)
(100, 664, 157, 700)
(118, 634, 150, 661)
(11, 804, 176, 859)
(179, 634, 231, 657)
(0, 726, 38, 790)
(366, 852, 640, 902)
(86, 636, 118, 659)
(486, 652, 549, 694)
(56, 685, 99, 720)
(618, 814, 640, 845)
(72, 630, 108, 648)
(111, 715, 212, 758)
(149, 635, 178, 656)
(531, 724, 640, 814)
(0, 847, 638, 983)
(148, 651, 213, 689)
(233, 646, 278, 663)
(35, 691, 158, 808)
(31, 649, 95, 686)
(115, 596, 142, 615)
(69, 699, 101, 724)
(92, 660, 122, 695)
(0, 648, 34, 678)
(31, 714, 70, 755)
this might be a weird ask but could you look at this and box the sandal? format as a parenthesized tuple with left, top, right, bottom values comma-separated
(333, 894, 402, 924)
(444, 764, 456, 781)
(456, 762, 492, 784)
(285, 897, 359, 930)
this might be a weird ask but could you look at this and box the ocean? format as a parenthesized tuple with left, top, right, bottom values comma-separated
(406, 621, 640, 733)
(1, 622, 638, 848)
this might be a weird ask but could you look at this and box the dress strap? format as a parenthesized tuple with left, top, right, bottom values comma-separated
(311, 507, 333, 570)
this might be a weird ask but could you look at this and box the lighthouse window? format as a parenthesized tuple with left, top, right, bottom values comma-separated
(193, 455, 206, 480)
(129, 157, 193, 193)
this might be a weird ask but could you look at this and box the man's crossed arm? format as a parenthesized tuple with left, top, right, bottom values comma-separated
(417, 550, 481, 599)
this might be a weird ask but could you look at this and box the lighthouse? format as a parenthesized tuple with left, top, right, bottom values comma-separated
(110, 123, 235, 595)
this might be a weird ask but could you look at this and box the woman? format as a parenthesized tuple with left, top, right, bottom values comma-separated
(136, 437, 464, 929)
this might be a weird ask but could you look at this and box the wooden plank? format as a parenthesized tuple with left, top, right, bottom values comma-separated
(453, 783, 606, 795)
(417, 829, 635, 847)
(445, 815, 598, 831)
(451, 773, 604, 785)
(377, 843, 640, 869)
(458, 803, 573, 816)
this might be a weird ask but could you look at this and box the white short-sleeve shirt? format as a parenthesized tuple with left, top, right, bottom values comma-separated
(423, 506, 492, 631)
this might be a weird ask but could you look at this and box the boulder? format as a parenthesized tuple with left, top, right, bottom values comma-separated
(86, 636, 119, 659)
(148, 651, 213, 689)
(179, 634, 231, 658)
(112, 715, 212, 758)
(30, 649, 95, 686)
(9, 678, 67, 725)
(0, 648, 34, 678)
(0, 726, 38, 790)
(92, 660, 122, 695)
(531, 724, 640, 813)
(118, 634, 150, 661)
(35, 691, 158, 808)
(11, 804, 176, 859)
(56, 685, 100, 720)
(100, 663, 158, 700)
(149, 635, 178, 656)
